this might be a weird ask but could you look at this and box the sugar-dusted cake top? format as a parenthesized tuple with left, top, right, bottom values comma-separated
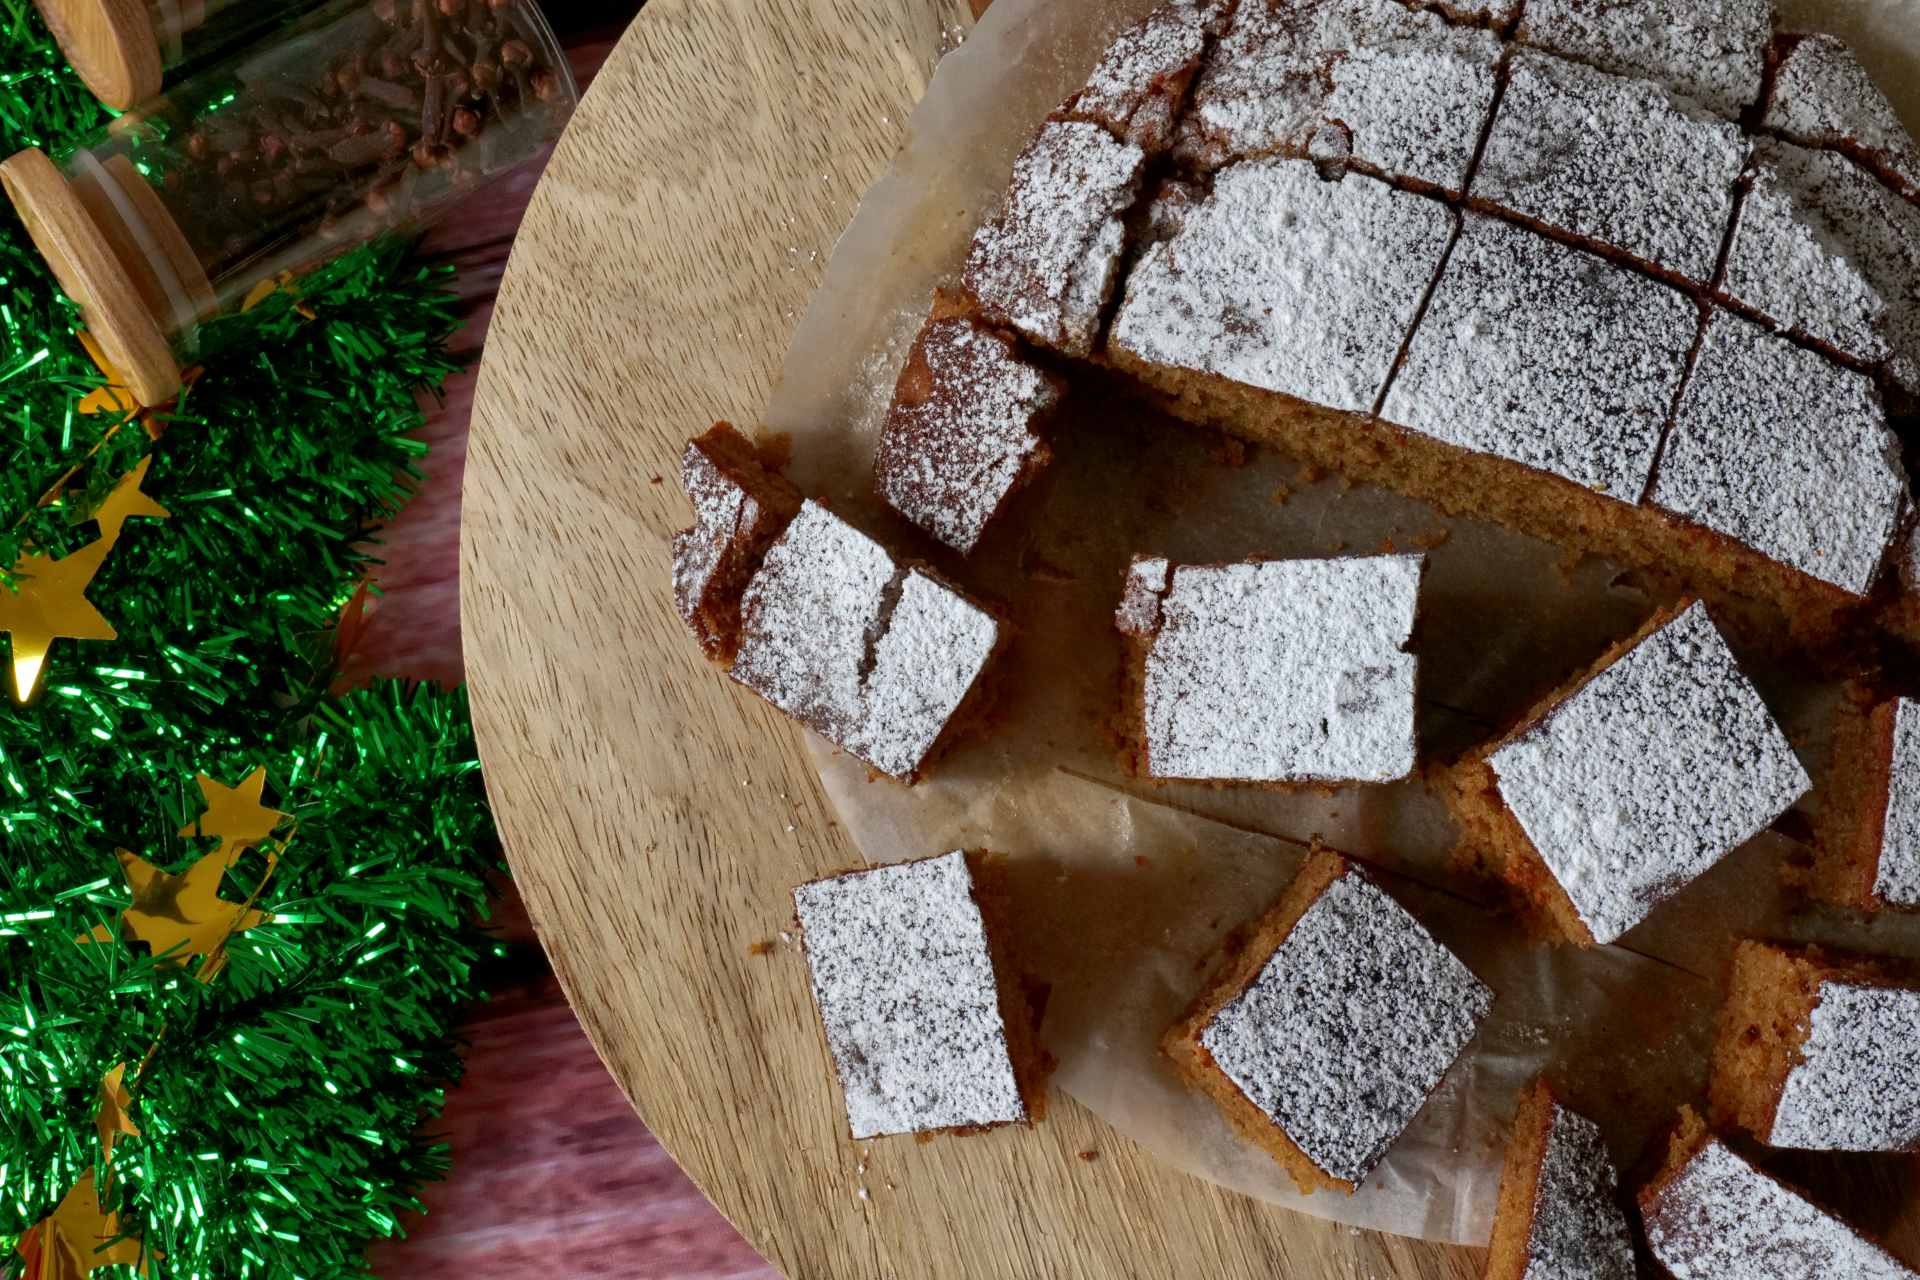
(1382, 213, 1694, 499)
(1198, 864, 1491, 1185)
(1769, 977, 1920, 1152)
(1489, 603, 1810, 945)
(874, 307, 1062, 555)
(1516, 0, 1770, 117)
(1474, 50, 1747, 283)
(1766, 33, 1920, 202)
(1525, 1099, 1637, 1280)
(1649, 312, 1905, 597)
(964, 120, 1144, 357)
(1117, 553, 1423, 783)
(1174, 0, 1500, 192)
(1061, 0, 1221, 154)
(793, 851, 1024, 1139)
(1112, 158, 1454, 413)
(731, 501, 999, 780)
(1642, 1133, 1918, 1279)
(1879, 699, 1920, 908)
(671, 424, 802, 657)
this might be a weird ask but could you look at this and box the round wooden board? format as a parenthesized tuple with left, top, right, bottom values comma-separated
(459, 3, 1479, 1277)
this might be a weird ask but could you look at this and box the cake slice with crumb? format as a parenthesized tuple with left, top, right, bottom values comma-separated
(793, 850, 1051, 1140)
(1765, 32, 1920, 204)
(1809, 686, 1920, 913)
(1056, 0, 1224, 154)
(1639, 1108, 1920, 1279)
(1485, 1079, 1635, 1280)
(1515, 0, 1770, 117)
(1709, 940, 1920, 1153)
(1164, 851, 1491, 1195)
(670, 422, 804, 661)
(1443, 601, 1810, 947)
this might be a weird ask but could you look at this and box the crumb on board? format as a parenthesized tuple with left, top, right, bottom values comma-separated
(1078, 1149, 1100, 1163)
(1135, 855, 1152, 869)
(748, 940, 775, 956)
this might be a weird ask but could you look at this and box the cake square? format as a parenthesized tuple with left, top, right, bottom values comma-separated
(1720, 140, 1920, 394)
(1765, 33, 1920, 204)
(1639, 1108, 1920, 1279)
(729, 501, 1001, 782)
(1111, 158, 1456, 414)
(670, 422, 804, 661)
(1516, 0, 1770, 117)
(1473, 50, 1747, 283)
(1173, 0, 1500, 193)
(873, 290, 1064, 555)
(1115, 553, 1422, 783)
(1164, 851, 1492, 1194)
(1711, 940, 1920, 1153)
(963, 120, 1145, 358)
(1057, 0, 1221, 155)
(1485, 1080, 1636, 1280)
(1811, 687, 1920, 912)
(1447, 601, 1810, 947)
(1380, 212, 1696, 499)
(792, 850, 1048, 1140)
(1647, 310, 1906, 598)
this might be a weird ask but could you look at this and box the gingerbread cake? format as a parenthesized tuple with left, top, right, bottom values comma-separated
(1485, 1079, 1635, 1280)
(1164, 851, 1492, 1195)
(1710, 940, 1920, 1153)
(1443, 601, 1809, 947)
(792, 850, 1051, 1140)
(873, 289, 1065, 555)
(670, 422, 804, 660)
(1639, 1107, 1919, 1279)
(1765, 32, 1920, 205)
(1114, 553, 1422, 783)
(1809, 685, 1920, 912)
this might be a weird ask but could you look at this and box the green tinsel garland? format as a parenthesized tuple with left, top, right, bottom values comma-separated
(0, 2, 505, 1275)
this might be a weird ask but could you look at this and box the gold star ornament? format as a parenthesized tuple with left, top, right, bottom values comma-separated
(94, 1064, 141, 1171)
(80, 846, 273, 971)
(15, 1172, 149, 1280)
(182, 766, 289, 864)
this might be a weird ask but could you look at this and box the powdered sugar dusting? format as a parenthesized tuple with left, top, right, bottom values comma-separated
(1489, 603, 1811, 945)
(1769, 979, 1920, 1152)
(1199, 865, 1492, 1186)
(671, 437, 751, 637)
(1474, 50, 1747, 282)
(1522, 1101, 1636, 1280)
(1061, 0, 1218, 153)
(1112, 159, 1455, 413)
(1766, 33, 1920, 203)
(1878, 698, 1920, 908)
(1125, 554, 1422, 782)
(1650, 311, 1906, 596)
(964, 121, 1145, 356)
(1115, 554, 1170, 636)
(1382, 213, 1694, 498)
(1174, 0, 1499, 191)
(1643, 1136, 1918, 1279)
(874, 316, 1061, 554)
(731, 503, 999, 780)
(1517, 0, 1770, 117)
(794, 851, 1025, 1139)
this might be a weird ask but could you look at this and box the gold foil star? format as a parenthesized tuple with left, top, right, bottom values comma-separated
(80, 846, 273, 970)
(182, 767, 288, 866)
(15, 1171, 149, 1280)
(88, 456, 169, 543)
(94, 1064, 140, 1172)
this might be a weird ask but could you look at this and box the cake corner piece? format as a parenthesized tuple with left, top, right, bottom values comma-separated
(1485, 1078, 1635, 1280)
(669, 421, 804, 662)
(1809, 685, 1920, 913)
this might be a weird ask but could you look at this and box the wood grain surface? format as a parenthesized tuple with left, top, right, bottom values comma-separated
(459, 2, 1487, 1277)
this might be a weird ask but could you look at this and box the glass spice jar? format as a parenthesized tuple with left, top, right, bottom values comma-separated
(2, 0, 577, 405)
(35, 0, 333, 110)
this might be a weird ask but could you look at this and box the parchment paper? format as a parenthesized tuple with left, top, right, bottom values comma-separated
(763, 0, 1920, 1244)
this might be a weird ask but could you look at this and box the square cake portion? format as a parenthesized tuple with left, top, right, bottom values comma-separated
(793, 850, 1050, 1140)
(670, 422, 804, 661)
(1647, 311, 1906, 598)
(1173, 0, 1501, 193)
(1639, 1108, 1920, 1279)
(1810, 687, 1920, 912)
(1056, 0, 1222, 155)
(1486, 1079, 1635, 1280)
(1445, 601, 1809, 947)
(1380, 212, 1696, 500)
(1473, 50, 1747, 283)
(1111, 158, 1456, 415)
(730, 501, 1002, 782)
(1765, 33, 1920, 204)
(873, 289, 1065, 555)
(963, 120, 1145, 358)
(1515, 0, 1770, 117)
(1164, 851, 1491, 1194)
(1710, 940, 1920, 1154)
(1115, 553, 1422, 784)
